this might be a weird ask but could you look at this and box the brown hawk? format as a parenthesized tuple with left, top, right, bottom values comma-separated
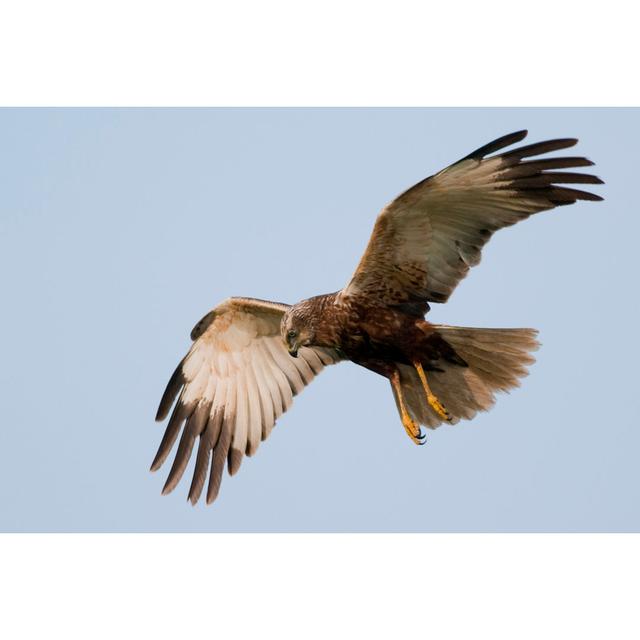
(153, 130, 603, 504)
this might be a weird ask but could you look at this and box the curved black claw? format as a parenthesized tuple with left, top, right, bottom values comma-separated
(416, 429, 428, 445)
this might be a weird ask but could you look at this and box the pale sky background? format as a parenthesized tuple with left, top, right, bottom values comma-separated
(1, 108, 637, 532)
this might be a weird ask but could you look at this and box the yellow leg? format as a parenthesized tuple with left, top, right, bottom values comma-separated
(391, 371, 426, 445)
(413, 361, 452, 422)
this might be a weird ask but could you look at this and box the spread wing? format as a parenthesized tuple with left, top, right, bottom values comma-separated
(341, 130, 603, 307)
(152, 297, 341, 505)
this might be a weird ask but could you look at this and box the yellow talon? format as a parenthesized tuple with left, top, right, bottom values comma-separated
(401, 411, 424, 445)
(391, 370, 426, 445)
(428, 395, 450, 421)
(414, 361, 452, 422)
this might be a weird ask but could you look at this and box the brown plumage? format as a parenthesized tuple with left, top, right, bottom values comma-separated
(153, 130, 603, 504)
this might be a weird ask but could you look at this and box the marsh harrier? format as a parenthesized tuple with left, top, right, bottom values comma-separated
(153, 130, 603, 504)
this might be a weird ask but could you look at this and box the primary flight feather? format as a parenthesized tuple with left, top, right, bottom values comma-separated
(153, 129, 603, 505)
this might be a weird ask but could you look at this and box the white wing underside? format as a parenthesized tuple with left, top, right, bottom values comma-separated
(153, 297, 340, 505)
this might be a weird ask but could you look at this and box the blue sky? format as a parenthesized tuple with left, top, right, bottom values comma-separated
(1, 108, 637, 531)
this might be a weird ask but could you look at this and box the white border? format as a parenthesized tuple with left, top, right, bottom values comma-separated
(0, 1, 638, 105)
(1, 534, 638, 639)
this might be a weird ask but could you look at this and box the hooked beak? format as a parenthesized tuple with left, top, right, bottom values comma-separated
(288, 346, 298, 358)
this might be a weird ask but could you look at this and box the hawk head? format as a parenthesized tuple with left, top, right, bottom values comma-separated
(281, 301, 317, 357)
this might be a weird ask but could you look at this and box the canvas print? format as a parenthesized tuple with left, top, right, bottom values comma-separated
(1, 108, 636, 531)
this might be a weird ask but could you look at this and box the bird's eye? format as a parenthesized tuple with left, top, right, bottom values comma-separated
(287, 330, 297, 339)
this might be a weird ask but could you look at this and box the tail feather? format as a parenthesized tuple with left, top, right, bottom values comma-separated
(391, 326, 539, 429)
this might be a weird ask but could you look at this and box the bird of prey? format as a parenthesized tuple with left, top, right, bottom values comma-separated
(153, 129, 603, 505)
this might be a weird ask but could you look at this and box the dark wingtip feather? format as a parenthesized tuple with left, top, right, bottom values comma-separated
(206, 419, 232, 505)
(507, 172, 605, 189)
(547, 186, 604, 205)
(187, 436, 213, 505)
(155, 361, 185, 421)
(582, 191, 604, 201)
(228, 448, 243, 476)
(510, 157, 596, 176)
(502, 138, 579, 161)
(560, 186, 604, 201)
(161, 408, 208, 495)
(150, 442, 170, 472)
(571, 173, 603, 185)
(494, 144, 604, 204)
(547, 172, 604, 185)
(205, 488, 218, 505)
(463, 129, 528, 161)
(150, 445, 170, 473)
(150, 400, 191, 471)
